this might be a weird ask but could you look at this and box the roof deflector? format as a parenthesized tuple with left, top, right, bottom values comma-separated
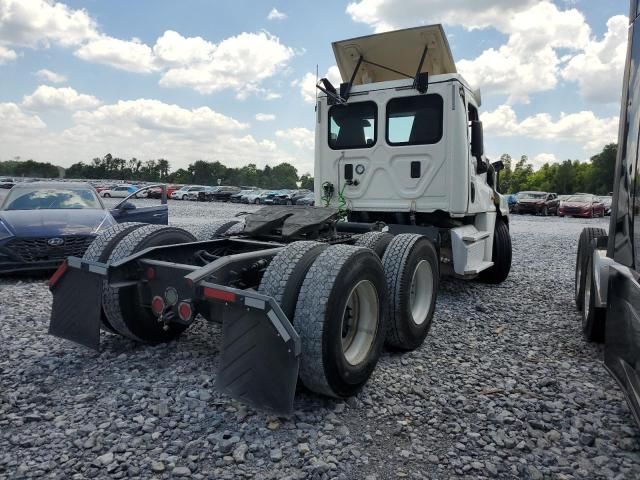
(333, 25, 456, 84)
(317, 25, 456, 104)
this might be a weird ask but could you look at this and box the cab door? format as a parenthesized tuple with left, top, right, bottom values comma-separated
(603, 8, 640, 426)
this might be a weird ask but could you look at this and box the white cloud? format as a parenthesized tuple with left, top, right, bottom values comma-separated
(22, 85, 101, 110)
(267, 8, 287, 21)
(255, 113, 276, 121)
(531, 153, 559, 169)
(0, 45, 17, 63)
(0, 0, 98, 48)
(158, 31, 294, 94)
(152, 30, 215, 66)
(0, 2, 295, 95)
(457, 2, 591, 102)
(481, 105, 618, 153)
(0, 99, 304, 170)
(561, 15, 628, 104)
(0, 102, 46, 138)
(75, 35, 157, 73)
(35, 68, 66, 83)
(295, 65, 342, 104)
(346, 0, 537, 33)
(276, 127, 314, 150)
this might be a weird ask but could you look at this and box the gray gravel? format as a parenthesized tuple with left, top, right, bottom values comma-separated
(1, 197, 639, 479)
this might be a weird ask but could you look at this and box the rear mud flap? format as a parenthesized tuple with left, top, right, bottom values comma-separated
(213, 288, 300, 415)
(49, 257, 106, 350)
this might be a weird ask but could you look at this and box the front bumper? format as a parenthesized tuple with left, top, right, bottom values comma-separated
(0, 235, 95, 274)
(515, 203, 543, 214)
(559, 208, 591, 217)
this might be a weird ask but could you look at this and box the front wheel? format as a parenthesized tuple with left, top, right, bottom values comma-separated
(182, 194, 188, 200)
(254, 199, 260, 204)
(479, 218, 512, 284)
(295, 245, 387, 398)
(103, 192, 111, 198)
(542, 206, 548, 216)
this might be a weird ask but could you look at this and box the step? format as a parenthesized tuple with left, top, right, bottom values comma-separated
(462, 231, 490, 243)
(464, 261, 494, 275)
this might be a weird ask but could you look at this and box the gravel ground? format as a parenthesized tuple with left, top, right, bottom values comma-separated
(1, 197, 639, 479)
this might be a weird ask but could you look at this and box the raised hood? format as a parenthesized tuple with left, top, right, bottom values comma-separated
(332, 25, 457, 86)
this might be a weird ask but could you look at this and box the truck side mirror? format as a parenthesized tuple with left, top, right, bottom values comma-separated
(471, 121, 484, 158)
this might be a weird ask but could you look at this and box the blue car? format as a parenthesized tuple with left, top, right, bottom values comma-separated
(0, 182, 168, 274)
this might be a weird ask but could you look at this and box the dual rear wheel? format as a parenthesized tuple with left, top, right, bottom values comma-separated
(259, 233, 439, 398)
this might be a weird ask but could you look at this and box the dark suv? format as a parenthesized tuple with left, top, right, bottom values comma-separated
(515, 191, 559, 216)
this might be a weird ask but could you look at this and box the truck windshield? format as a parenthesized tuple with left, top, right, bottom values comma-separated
(329, 101, 377, 149)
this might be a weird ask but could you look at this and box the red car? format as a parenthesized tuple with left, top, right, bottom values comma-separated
(558, 194, 605, 218)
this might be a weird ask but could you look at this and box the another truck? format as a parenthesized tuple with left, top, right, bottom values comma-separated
(48, 25, 512, 414)
(574, 1, 640, 427)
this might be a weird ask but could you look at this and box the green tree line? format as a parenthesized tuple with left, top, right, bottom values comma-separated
(498, 143, 617, 195)
(1, 142, 617, 194)
(1, 154, 315, 190)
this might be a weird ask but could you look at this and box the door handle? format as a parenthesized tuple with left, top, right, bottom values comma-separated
(152, 213, 165, 217)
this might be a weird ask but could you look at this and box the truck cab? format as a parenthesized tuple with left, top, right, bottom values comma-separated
(314, 25, 510, 280)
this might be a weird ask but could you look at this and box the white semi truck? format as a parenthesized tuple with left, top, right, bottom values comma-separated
(47, 25, 512, 414)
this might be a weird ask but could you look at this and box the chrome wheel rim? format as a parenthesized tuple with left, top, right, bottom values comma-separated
(340, 280, 379, 366)
(409, 260, 433, 325)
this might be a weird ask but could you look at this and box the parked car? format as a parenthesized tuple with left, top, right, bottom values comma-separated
(100, 185, 148, 198)
(273, 189, 297, 205)
(291, 189, 312, 204)
(242, 190, 265, 204)
(212, 186, 241, 202)
(599, 196, 612, 215)
(186, 186, 208, 201)
(230, 190, 254, 203)
(259, 190, 281, 205)
(514, 191, 559, 215)
(558, 194, 605, 218)
(0, 178, 16, 189)
(171, 185, 204, 200)
(295, 192, 315, 206)
(0, 182, 168, 273)
(195, 186, 219, 201)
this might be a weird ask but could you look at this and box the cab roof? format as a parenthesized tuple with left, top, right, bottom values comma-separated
(332, 25, 456, 86)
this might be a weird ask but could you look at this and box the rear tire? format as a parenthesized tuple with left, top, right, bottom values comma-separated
(382, 234, 439, 351)
(355, 231, 394, 258)
(582, 255, 606, 342)
(258, 241, 328, 320)
(294, 245, 386, 398)
(83, 222, 146, 333)
(575, 227, 607, 311)
(103, 225, 196, 343)
(103, 193, 110, 198)
(479, 218, 512, 284)
(194, 219, 240, 240)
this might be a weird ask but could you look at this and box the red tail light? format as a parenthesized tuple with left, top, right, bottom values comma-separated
(178, 301, 193, 321)
(145, 267, 156, 280)
(151, 296, 165, 315)
(203, 287, 236, 303)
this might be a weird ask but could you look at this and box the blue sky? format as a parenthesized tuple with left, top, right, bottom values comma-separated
(0, 0, 630, 175)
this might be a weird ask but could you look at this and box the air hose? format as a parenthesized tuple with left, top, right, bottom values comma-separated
(321, 181, 348, 218)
